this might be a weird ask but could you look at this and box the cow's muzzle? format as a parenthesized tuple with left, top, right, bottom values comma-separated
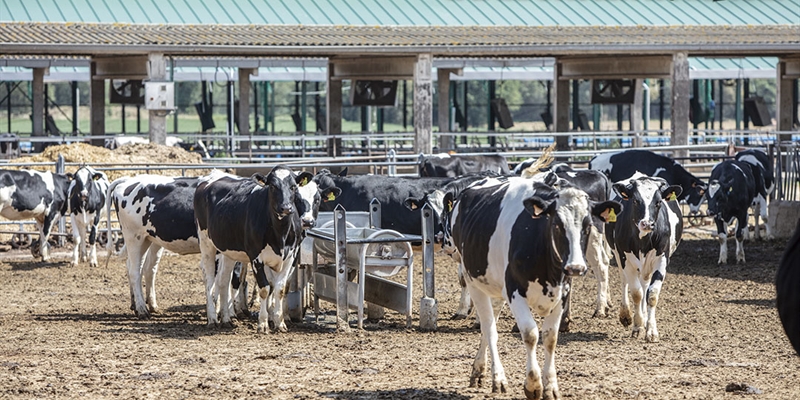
(302, 219, 315, 229)
(563, 263, 588, 277)
(637, 220, 655, 232)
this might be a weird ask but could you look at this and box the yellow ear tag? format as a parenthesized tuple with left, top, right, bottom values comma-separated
(326, 192, 336, 201)
(607, 208, 617, 223)
(447, 200, 453, 212)
(300, 177, 308, 186)
(668, 192, 677, 201)
(728, 187, 733, 194)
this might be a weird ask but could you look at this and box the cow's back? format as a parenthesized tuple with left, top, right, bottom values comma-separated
(777, 219, 800, 355)
(0, 170, 57, 218)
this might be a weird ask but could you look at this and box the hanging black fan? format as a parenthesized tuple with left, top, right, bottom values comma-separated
(350, 80, 398, 107)
(591, 79, 635, 104)
(109, 80, 145, 105)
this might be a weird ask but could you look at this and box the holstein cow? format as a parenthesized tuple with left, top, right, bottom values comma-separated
(68, 166, 109, 268)
(606, 173, 683, 342)
(735, 149, 774, 239)
(419, 153, 510, 177)
(590, 149, 706, 214)
(776, 218, 800, 355)
(107, 172, 336, 319)
(0, 169, 71, 261)
(705, 160, 760, 264)
(194, 166, 311, 332)
(447, 175, 619, 398)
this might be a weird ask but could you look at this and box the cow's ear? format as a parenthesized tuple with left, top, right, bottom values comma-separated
(612, 183, 632, 200)
(443, 192, 455, 214)
(523, 196, 555, 219)
(404, 197, 424, 211)
(295, 172, 313, 187)
(662, 185, 682, 202)
(92, 172, 103, 181)
(252, 173, 268, 187)
(593, 200, 622, 223)
(322, 187, 341, 202)
(65, 172, 74, 181)
(338, 168, 348, 177)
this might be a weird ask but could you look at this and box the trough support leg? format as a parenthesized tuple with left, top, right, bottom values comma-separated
(419, 204, 438, 331)
(334, 206, 350, 332)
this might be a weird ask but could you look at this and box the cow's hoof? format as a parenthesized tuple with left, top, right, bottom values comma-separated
(147, 305, 160, 314)
(619, 312, 632, 328)
(450, 313, 468, 320)
(89, 261, 98, 268)
(718, 257, 727, 265)
(559, 319, 571, 333)
(257, 323, 269, 334)
(592, 308, 608, 318)
(543, 387, 561, 400)
(491, 376, 508, 393)
(275, 322, 288, 333)
(469, 372, 483, 388)
(135, 309, 151, 319)
(206, 321, 217, 328)
(220, 321, 235, 329)
(524, 386, 543, 400)
(630, 327, 642, 338)
(70, 262, 79, 268)
(646, 331, 659, 343)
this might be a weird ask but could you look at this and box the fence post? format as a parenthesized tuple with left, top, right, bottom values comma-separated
(419, 203, 437, 331)
(334, 205, 350, 332)
(387, 149, 396, 177)
(56, 154, 66, 247)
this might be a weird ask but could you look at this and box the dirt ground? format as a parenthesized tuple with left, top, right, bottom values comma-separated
(0, 227, 798, 400)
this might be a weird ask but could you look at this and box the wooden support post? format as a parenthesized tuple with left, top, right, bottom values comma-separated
(776, 60, 794, 143)
(671, 52, 690, 159)
(553, 61, 570, 151)
(631, 79, 643, 147)
(31, 68, 45, 152)
(414, 54, 433, 154)
(437, 68, 454, 151)
(326, 65, 342, 156)
(90, 62, 106, 146)
(238, 67, 254, 150)
(147, 53, 167, 145)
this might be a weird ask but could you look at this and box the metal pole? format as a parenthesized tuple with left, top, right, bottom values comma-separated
(744, 78, 750, 145)
(71, 81, 79, 134)
(642, 80, 650, 132)
(718, 80, 724, 130)
(402, 80, 408, 131)
(56, 155, 66, 247)
(334, 205, 349, 332)
(735, 78, 742, 131)
(301, 80, 307, 132)
(136, 104, 141, 133)
(419, 203, 437, 331)
(659, 79, 665, 131)
(253, 81, 259, 132)
(488, 80, 496, 148)
(6, 82, 11, 133)
(270, 81, 276, 135)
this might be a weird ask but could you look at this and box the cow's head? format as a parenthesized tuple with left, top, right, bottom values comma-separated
(686, 178, 707, 215)
(68, 166, 107, 211)
(613, 176, 681, 238)
(252, 165, 301, 220)
(705, 178, 732, 218)
(523, 183, 622, 277)
(295, 171, 342, 229)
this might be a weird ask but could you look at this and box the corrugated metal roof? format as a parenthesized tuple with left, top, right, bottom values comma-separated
(0, 57, 779, 81)
(2, 0, 798, 26)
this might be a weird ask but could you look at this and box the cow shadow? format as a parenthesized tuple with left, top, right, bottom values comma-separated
(318, 389, 471, 399)
(8, 260, 71, 271)
(723, 298, 776, 309)
(664, 238, 785, 285)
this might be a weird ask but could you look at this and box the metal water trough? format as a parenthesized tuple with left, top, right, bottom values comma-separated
(301, 200, 437, 330)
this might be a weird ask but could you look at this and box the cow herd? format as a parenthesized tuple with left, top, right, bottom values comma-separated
(0, 146, 795, 400)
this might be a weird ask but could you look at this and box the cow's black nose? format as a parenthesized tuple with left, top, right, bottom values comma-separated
(281, 205, 294, 215)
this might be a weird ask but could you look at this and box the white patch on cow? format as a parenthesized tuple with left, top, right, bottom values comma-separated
(666, 201, 681, 255)
(431, 153, 451, 159)
(653, 167, 666, 177)
(634, 179, 662, 238)
(554, 188, 591, 274)
(512, 157, 536, 174)
(566, 171, 577, 178)
(27, 170, 55, 193)
(297, 181, 319, 224)
(708, 183, 720, 198)
(737, 154, 763, 171)
(273, 168, 291, 181)
(200, 169, 238, 184)
(732, 163, 745, 176)
(589, 152, 615, 174)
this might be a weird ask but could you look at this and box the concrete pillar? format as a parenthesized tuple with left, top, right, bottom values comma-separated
(553, 61, 570, 151)
(90, 62, 106, 146)
(631, 79, 643, 147)
(238, 67, 254, 150)
(148, 53, 167, 145)
(414, 54, 433, 154)
(437, 68, 453, 151)
(31, 68, 46, 152)
(326, 65, 342, 156)
(776, 60, 794, 143)
(671, 53, 690, 159)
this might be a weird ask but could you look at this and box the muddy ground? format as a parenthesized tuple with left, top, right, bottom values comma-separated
(0, 228, 798, 400)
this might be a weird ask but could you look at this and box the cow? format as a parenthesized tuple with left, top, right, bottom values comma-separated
(68, 166, 110, 268)
(0, 133, 19, 158)
(735, 149, 773, 239)
(106, 171, 337, 319)
(776, 218, 800, 355)
(706, 160, 760, 264)
(446, 174, 619, 398)
(194, 166, 312, 332)
(606, 173, 683, 342)
(313, 169, 455, 236)
(0, 169, 71, 261)
(590, 149, 707, 214)
(419, 153, 510, 177)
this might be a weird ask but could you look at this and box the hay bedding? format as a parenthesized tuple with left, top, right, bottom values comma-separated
(12, 143, 208, 181)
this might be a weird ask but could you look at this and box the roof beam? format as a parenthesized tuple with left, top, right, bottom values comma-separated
(559, 56, 673, 80)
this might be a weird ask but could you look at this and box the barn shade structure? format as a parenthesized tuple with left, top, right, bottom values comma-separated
(1, 0, 799, 155)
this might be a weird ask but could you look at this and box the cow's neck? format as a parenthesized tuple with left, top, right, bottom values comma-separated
(541, 216, 567, 283)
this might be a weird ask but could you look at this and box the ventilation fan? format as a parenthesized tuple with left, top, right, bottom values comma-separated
(591, 79, 635, 104)
(350, 80, 398, 107)
(109, 80, 145, 105)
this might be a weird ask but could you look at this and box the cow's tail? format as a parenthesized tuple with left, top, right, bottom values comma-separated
(104, 177, 129, 255)
(521, 142, 556, 179)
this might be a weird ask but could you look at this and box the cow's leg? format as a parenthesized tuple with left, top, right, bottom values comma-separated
(252, 259, 271, 333)
(124, 237, 150, 318)
(37, 216, 54, 262)
(70, 215, 84, 267)
(735, 214, 747, 264)
(716, 218, 728, 265)
(587, 228, 611, 318)
(141, 243, 164, 314)
(623, 258, 645, 338)
(452, 265, 473, 320)
(87, 211, 100, 267)
(559, 276, 572, 332)
(613, 250, 633, 328)
(232, 261, 251, 318)
(508, 294, 542, 399)
(197, 232, 219, 327)
(267, 258, 296, 333)
(540, 296, 564, 400)
(215, 256, 237, 328)
(645, 257, 667, 343)
(469, 286, 507, 393)
(758, 197, 773, 239)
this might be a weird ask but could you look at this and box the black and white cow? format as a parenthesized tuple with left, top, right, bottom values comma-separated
(0, 169, 71, 261)
(706, 160, 760, 264)
(447, 175, 619, 398)
(735, 149, 774, 239)
(606, 173, 683, 342)
(776, 218, 800, 356)
(194, 166, 312, 332)
(107, 171, 336, 319)
(590, 149, 707, 214)
(68, 166, 109, 268)
(419, 153, 510, 177)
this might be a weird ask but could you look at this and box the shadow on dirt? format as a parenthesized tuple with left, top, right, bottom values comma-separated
(665, 238, 786, 285)
(318, 388, 471, 399)
(723, 298, 776, 308)
(8, 260, 71, 271)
